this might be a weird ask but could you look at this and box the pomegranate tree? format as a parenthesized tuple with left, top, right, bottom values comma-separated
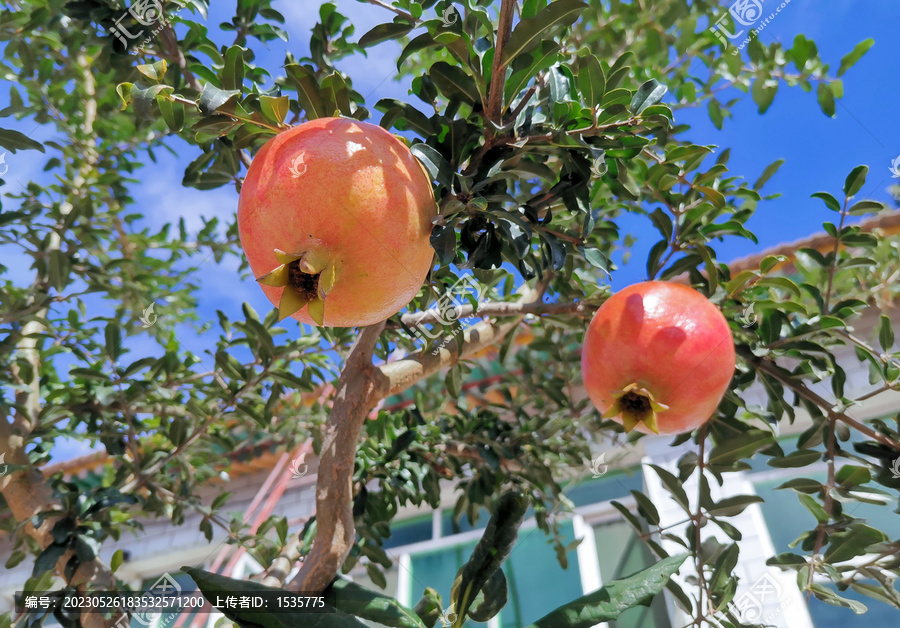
(238, 117, 436, 327)
(581, 281, 735, 434)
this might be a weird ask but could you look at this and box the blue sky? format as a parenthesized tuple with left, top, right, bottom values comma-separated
(1, 0, 898, 461)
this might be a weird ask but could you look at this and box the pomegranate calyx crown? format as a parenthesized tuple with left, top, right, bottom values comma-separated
(255, 248, 338, 325)
(601, 383, 670, 434)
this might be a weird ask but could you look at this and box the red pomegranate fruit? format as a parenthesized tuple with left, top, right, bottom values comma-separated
(238, 117, 437, 327)
(581, 281, 735, 434)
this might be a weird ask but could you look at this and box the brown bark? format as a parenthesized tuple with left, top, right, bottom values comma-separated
(286, 288, 543, 592)
(285, 323, 389, 592)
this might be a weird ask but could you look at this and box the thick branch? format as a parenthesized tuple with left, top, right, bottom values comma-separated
(486, 0, 517, 128)
(285, 322, 388, 592)
(285, 287, 541, 592)
(381, 316, 523, 399)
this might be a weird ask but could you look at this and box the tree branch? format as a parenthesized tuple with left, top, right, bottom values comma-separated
(285, 287, 543, 592)
(400, 296, 594, 327)
(752, 357, 900, 451)
(486, 0, 517, 129)
(363, 0, 417, 22)
(285, 322, 388, 592)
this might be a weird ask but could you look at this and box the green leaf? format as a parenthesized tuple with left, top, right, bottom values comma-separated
(843, 165, 868, 197)
(577, 55, 605, 109)
(430, 62, 481, 105)
(322, 72, 352, 117)
(525, 554, 688, 628)
(358, 22, 414, 48)
(431, 224, 456, 266)
(411, 143, 453, 187)
(708, 431, 775, 466)
(500, 0, 587, 66)
(110, 549, 125, 573)
(630, 79, 667, 114)
(630, 490, 660, 526)
(647, 465, 690, 512)
(809, 583, 868, 613)
(707, 495, 764, 517)
(811, 191, 841, 212)
(838, 39, 874, 76)
(222, 45, 246, 91)
(0, 127, 45, 152)
(467, 569, 508, 622)
(105, 322, 122, 362)
(878, 314, 894, 351)
(198, 83, 241, 116)
(328, 578, 426, 628)
(823, 524, 886, 563)
(817, 82, 836, 117)
(33, 544, 67, 578)
(157, 97, 184, 132)
(848, 200, 884, 216)
(446, 365, 462, 398)
(707, 98, 724, 130)
(753, 158, 784, 190)
(756, 276, 801, 297)
(505, 41, 560, 104)
(285, 64, 327, 120)
(767, 449, 821, 468)
(136, 59, 168, 83)
(451, 491, 528, 623)
(259, 95, 290, 124)
(751, 77, 777, 114)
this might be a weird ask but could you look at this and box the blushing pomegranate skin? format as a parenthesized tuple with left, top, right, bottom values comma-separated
(581, 281, 735, 435)
(238, 117, 436, 327)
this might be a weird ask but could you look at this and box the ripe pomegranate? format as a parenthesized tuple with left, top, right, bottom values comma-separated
(238, 117, 436, 327)
(581, 281, 735, 434)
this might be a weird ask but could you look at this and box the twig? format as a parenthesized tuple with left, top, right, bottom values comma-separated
(486, 0, 517, 130)
(809, 413, 836, 589)
(823, 196, 849, 311)
(752, 357, 900, 451)
(363, 0, 416, 22)
(401, 296, 594, 327)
